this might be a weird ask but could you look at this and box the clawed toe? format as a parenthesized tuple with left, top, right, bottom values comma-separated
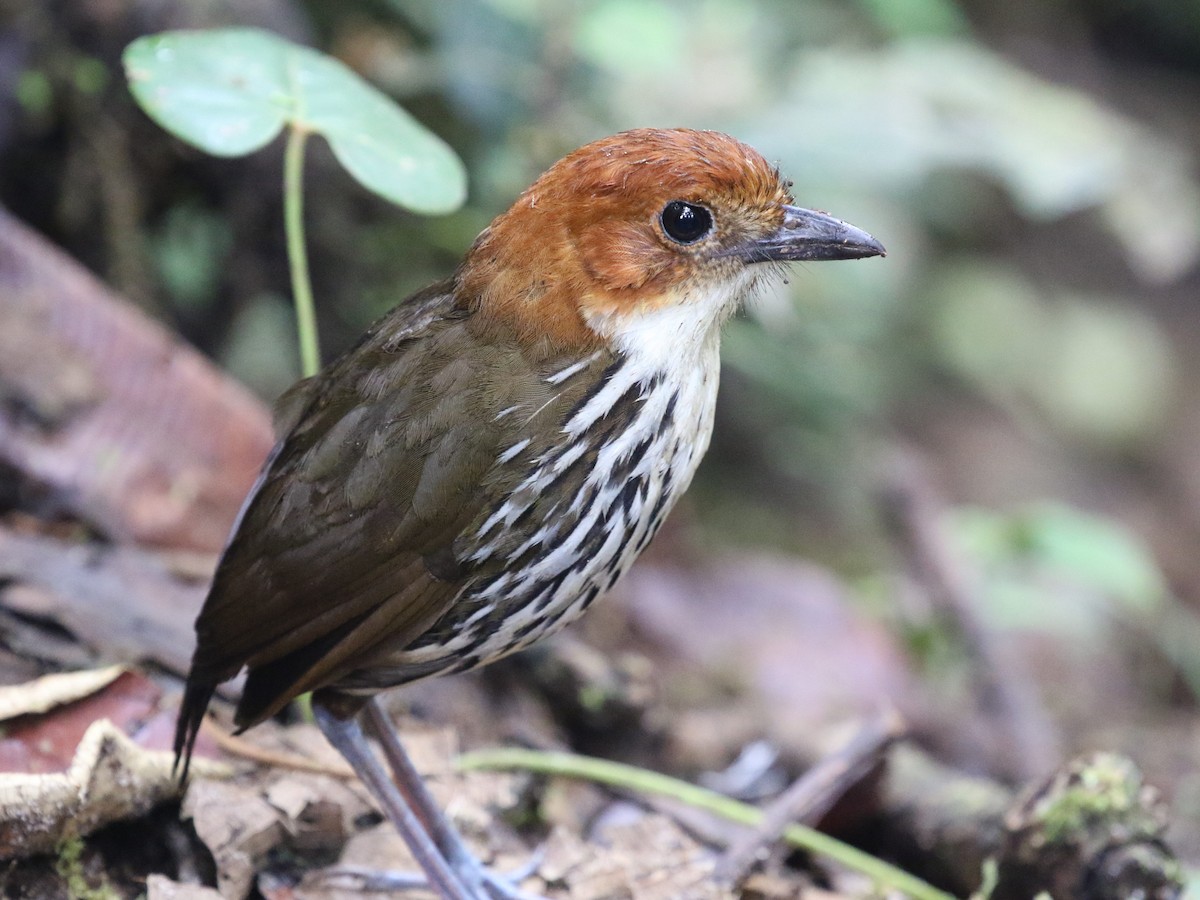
(305, 864, 430, 892)
(476, 845, 546, 900)
(305, 850, 546, 900)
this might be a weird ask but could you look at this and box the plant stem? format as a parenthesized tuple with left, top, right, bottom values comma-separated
(456, 747, 957, 900)
(284, 125, 320, 377)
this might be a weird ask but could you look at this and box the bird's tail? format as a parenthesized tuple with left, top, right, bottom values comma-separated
(173, 678, 216, 784)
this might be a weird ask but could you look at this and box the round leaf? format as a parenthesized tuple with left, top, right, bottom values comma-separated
(123, 28, 466, 213)
(124, 30, 293, 157)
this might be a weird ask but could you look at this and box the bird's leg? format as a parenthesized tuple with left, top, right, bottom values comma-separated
(361, 698, 475, 865)
(362, 697, 543, 900)
(313, 700, 475, 900)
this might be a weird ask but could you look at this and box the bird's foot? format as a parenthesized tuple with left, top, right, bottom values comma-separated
(304, 865, 427, 892)
(315, 700, 545, 899)
(452, 844, 545, 900)
(307, 849, 544, 900)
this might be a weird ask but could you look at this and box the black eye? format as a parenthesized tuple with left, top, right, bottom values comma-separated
(660, 201, 713, 244)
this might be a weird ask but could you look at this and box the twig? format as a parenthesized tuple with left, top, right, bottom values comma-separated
(878, 448, 1060, 779)
(201, 717, 355, 779)
(714, 709, 906, 889)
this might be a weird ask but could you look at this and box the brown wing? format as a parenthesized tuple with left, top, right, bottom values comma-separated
(178, 283, 571, 742)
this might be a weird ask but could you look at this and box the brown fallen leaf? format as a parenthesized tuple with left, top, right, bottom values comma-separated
(184, 780, 288, 899)
(540, 814, 722, 900)
(0, 664, 125, 722)
(264, 776, 348, 852)
(0, 668, 163, 773)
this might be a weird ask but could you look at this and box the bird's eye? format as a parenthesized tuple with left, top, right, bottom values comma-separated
(660, 201, 713, 244)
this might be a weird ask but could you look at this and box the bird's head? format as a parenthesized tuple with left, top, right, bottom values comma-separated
(461, 128, 884, 361)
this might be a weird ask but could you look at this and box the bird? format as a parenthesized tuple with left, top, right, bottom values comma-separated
(174, 127, 884, 899)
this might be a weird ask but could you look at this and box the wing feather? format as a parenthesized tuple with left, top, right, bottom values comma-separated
(179, 282, 611, 745)
(185, 287, 513, 724)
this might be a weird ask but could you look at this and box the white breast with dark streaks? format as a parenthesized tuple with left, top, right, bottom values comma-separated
(395, 272, 757, 677)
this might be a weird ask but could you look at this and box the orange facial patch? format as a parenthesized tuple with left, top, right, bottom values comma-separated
(460, 129, 793, 355)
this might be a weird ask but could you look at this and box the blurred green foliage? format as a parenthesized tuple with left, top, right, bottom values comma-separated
(150, 204, 232, 314)
(928, 261, 1174, 447)
(951, 502, 1166, 637)
(945, 502, 1200, 706)
(6, 0, 1199, 550)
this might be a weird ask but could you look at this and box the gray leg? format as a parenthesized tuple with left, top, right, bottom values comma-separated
(362, 697, 543, 900)
(313, 700, 474, 900)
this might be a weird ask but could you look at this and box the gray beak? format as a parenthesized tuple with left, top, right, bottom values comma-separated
(746, 205, 886, 263)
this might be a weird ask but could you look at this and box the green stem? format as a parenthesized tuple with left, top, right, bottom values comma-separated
(456, 747, 957, 900)
(284, 125, 320, 378)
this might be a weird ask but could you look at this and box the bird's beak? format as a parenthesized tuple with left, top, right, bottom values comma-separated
(746, 205, 886, 263)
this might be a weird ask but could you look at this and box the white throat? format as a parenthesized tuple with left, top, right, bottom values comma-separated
(586, 268, 760, 371)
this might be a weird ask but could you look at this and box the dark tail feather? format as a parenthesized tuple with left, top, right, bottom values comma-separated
(174, 679, 216, 785)
(233, 609, 375, 731)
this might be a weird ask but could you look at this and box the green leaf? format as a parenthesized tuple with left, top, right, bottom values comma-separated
(856, 0, 969, 37)
(948, 504, 1167, 640)
(1012, 503, 1166, 612)
(123, 28, 466, 213)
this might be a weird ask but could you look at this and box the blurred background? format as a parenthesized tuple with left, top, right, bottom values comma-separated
(3, 0, 1200, 884)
